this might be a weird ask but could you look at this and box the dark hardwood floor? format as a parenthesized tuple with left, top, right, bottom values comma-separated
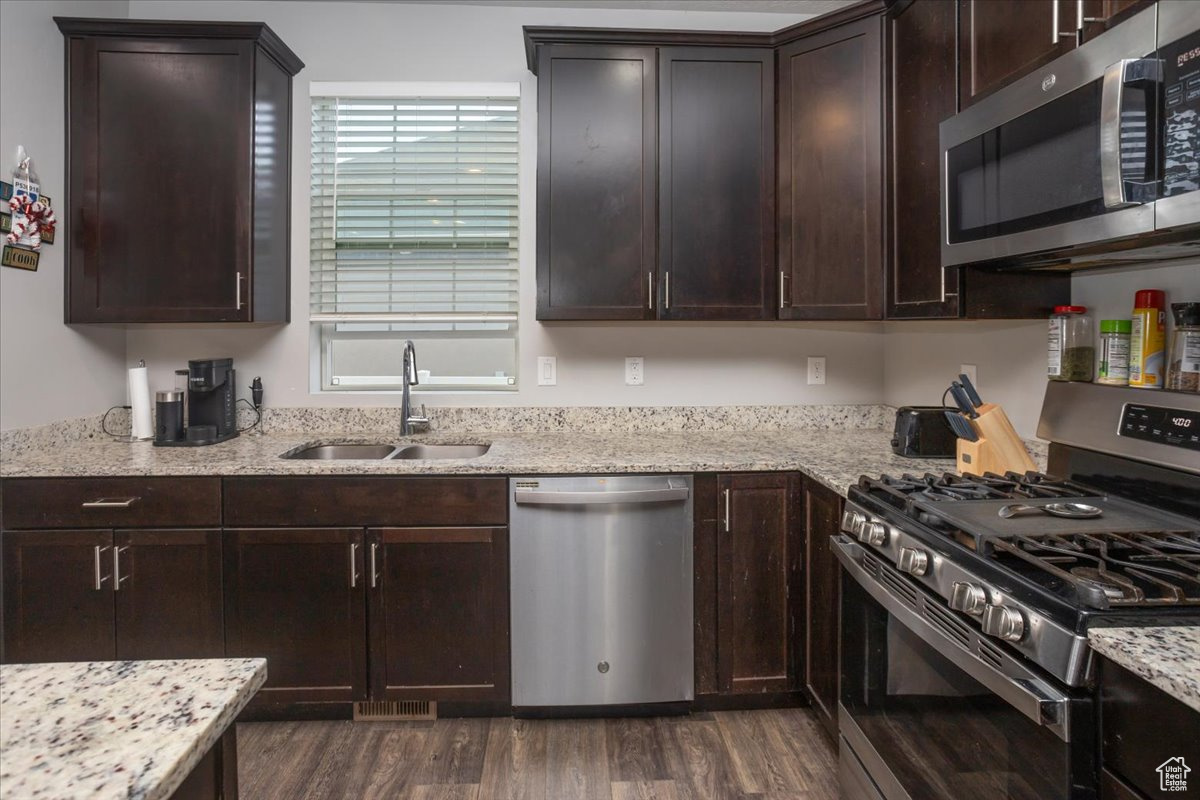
(237, 709, 838, 799)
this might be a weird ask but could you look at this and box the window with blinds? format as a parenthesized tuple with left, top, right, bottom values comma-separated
(310, 86, 519, 391)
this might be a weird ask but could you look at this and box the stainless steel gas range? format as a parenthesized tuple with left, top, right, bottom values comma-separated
(836, 382, 1200, 800)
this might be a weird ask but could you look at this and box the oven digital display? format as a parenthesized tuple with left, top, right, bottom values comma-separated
(1119, 404, 1200, 450)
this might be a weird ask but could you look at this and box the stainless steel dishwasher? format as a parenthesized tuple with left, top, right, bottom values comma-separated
(509, 475, 693, 712)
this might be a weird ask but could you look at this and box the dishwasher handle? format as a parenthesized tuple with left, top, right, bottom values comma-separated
(513, 484, 690, 506)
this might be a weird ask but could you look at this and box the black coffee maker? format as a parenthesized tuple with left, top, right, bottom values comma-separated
(154, 358, 238, 446)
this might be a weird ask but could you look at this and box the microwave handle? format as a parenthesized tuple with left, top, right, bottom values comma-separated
(1100, 58, 1162, 209)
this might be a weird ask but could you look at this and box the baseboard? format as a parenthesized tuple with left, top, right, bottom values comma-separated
(692, 690, 808, 711)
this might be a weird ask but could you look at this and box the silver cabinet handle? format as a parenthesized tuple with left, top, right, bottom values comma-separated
(81, 497, 139, 509)
(370, 543, 379, 588)
(779, 270, 788, 309)
(236, 271, 245, 310)
(349, 542, 359, 588)
(113, 546, 129, 591)
(1051, 1, 1075, 41)
(723, 489, 731, 532)
(648, 272, 654, 310)
(664, 271, 671, 310)
(93, 546, 111, 590)
(514, 485, 690, 506)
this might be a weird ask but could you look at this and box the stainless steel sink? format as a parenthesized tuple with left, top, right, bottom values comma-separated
(285, 444, 397, 460)
(392, 444, 490, 460)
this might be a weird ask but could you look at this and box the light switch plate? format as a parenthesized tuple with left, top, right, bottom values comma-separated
(960, 363, 978, 388)
(807, 356, 826, 385)
(537, 356, 557, 386)
(625, 357, 644, 386)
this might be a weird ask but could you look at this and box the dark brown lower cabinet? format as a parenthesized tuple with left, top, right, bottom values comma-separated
(715, 473, 803, 694)
(2, 529, 117, 662)
(223, 528, 368, 706)
(802, 478, 842, 738)
(2, 527, 224, 664)
(115, 529, 223, 660)
(368, 527, 510, 703)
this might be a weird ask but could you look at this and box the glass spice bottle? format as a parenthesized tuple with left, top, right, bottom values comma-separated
(1048, 305, 1094, 382)
(1097, 319, 1132, 386)
(1166, 302, 1200, 394)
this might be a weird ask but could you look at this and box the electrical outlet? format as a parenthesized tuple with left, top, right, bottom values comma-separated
(807, 356, 826, 385)
(537, 356, 557, 386)
(960, 363, 978, 388)
(625, 357, 644, 386)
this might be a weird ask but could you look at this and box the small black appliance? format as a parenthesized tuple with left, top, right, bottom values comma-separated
(890, 405, 956, 458)
(154, 358, 238, 446)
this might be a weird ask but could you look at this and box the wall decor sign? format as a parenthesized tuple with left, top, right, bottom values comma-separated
(2, 146, 56, 272)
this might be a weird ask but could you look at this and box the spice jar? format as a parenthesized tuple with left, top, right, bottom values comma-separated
(1166, 302, 1200, 394)
(1097, 319, 1132, 386)
(1048, 305, 1094, 382)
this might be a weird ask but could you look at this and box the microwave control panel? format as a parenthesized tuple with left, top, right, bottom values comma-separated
(1162, 29, 1200, 197)
(1119, 403, 1200, 451)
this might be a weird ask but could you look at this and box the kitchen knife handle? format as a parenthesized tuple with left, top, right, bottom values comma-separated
(950, 383, 977, 418)
(958, 373, 983, 408)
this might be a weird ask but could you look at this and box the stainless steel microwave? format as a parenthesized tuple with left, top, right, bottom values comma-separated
(940, 1, 1200, 269)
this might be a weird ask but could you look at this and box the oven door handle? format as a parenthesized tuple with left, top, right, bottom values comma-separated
(1100, 57, 1162, 209)
(833, 536, 1074, 742)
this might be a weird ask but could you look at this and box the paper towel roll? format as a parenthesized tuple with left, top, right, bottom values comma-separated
(128, 365, 153, 440)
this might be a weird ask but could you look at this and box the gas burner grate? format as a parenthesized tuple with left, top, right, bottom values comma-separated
(858, 471, 1098, 520)
(991, 531, 1200, 610)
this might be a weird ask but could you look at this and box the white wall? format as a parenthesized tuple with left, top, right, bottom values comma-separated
(0, 0, 129, 431)
(121, 0, 889, 408)
(884, 261, 1200, 438)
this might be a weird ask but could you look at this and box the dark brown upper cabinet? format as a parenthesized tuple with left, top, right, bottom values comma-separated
(777, 16, 884, 320)
(56, 18, 303, 324)
(958, 0, 1078, 110)
(887, 0, 960, 318)
(530, 36, 774, 321)
(659, 48, 775, 321)
(888, 0, 1071, 319)
(535, 45, 657, 320)
(1080, 0, 1153, 41)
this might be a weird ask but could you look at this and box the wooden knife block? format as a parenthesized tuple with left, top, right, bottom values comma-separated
(955, 403, 1037, 476)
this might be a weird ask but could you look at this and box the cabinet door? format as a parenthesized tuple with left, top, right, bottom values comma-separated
(802, 478, 842, 738)
(114, 529, 223, 659)
(1081, 0, 1151, 41)
(659, 48, 775, 321)
(959, 0, 1077, 110)
(715, 474, 802, 694)
(778, 17, 884, 320)
(368, 528, 509, 702)
(66, 36, 253, 322)
(2, 530, 116, 662)
(536, 45, 657, 320)
(887, 0, 960, 319)
(224, 529, 367, 705)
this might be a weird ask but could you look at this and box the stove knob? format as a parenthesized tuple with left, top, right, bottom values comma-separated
(858, 521, 888, 547)
(949, 581, 988, 616)
(981, 604, 1026, 642)
(896, 547, 930, 576)
(840, 509, 866, 535)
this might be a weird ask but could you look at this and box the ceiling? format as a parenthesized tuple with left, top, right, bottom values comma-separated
(349, 0, 856, 13)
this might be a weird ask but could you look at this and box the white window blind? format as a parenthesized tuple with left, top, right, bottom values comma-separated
(310, 94, 519, 324)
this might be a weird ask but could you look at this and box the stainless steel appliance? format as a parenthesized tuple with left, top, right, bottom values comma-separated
(940, 1, 1200, 269)
(509, 475, 694, 712)
(837, 382, 1200, 800)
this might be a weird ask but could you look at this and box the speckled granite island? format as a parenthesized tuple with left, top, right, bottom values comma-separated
(1089, 626, 1200, 713)
(0, 658, 266, 800)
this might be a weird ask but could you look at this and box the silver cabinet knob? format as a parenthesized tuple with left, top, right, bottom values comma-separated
(840, 509, 865, 535)
(949, 581, 988, 616)
(858, 521, 888, 547)
(982, 604, 1026, 642)
(896, 547, 930, 576)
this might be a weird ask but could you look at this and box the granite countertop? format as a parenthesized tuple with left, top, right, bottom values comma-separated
(0, 658, 266, 800)
(1088, 626, 1200, 713)
(0, 428, 981, 498)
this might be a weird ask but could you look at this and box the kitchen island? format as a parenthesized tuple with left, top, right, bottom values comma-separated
(0, 658, 266, 800)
